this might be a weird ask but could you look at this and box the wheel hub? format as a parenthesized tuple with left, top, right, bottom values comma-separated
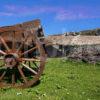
(4, 53, 19, 69)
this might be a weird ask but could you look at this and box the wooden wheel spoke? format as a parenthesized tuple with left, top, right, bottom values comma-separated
(22, 58, 41, 62)
(12, 31, 16, 50)
(18, 66, 27, 83)
(16, 35, 29, 52)
(0, 36, 10, 51)
(22, 63, 37, 75)
(0, 50, 6, 55)
(0, 71, 6, 81)
(12, 73, 15, 84)
(20, 46, 37, 57)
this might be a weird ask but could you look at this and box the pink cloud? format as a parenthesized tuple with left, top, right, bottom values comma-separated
(55, 6, 100, 20)
(1, 4, 100, 20)
(4, 5, 63, 16)
(0, 12, 14, 16)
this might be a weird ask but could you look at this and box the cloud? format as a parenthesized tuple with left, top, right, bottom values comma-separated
(3, 5, 63, 16)
(55, 6, 100, 20)
(0, 4, 100, 20)
(0, 12, 14, 16)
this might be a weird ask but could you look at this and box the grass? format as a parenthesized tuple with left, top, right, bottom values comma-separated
(0, 58, 100, 100)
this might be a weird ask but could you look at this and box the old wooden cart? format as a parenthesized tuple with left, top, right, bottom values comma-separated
(0, 19, 46, 88)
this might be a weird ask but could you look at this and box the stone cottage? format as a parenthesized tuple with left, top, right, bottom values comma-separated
(45, 34, 100, 63)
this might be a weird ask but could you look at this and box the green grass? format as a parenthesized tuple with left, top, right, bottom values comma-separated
(0, 58, 100, 100)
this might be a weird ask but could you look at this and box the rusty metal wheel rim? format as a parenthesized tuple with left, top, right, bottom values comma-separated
(0, 32, 46, 88)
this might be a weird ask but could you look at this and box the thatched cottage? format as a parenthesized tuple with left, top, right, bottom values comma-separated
(45, 34, 100, 62)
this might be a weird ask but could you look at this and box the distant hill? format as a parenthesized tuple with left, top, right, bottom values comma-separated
(80, 28, 100, 35)
(64, 28, 100, 36)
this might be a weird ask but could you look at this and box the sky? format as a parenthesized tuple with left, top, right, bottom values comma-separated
(0, 0, 100, 35)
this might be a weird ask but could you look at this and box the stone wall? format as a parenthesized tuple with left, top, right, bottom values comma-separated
(67, 45, 100, 63)
(46, 44, 100, 63)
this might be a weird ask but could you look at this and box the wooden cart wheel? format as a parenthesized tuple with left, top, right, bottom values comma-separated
(0, 30, 46, 88)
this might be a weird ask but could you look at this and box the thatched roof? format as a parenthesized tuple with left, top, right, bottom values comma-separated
(46, 35, 100, 45)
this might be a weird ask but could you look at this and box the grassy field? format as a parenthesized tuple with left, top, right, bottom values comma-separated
(0, 58, 100, 100)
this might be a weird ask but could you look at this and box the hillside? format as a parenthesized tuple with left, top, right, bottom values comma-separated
(0, 58, 100, 100)
(63, 28, 100, 36)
